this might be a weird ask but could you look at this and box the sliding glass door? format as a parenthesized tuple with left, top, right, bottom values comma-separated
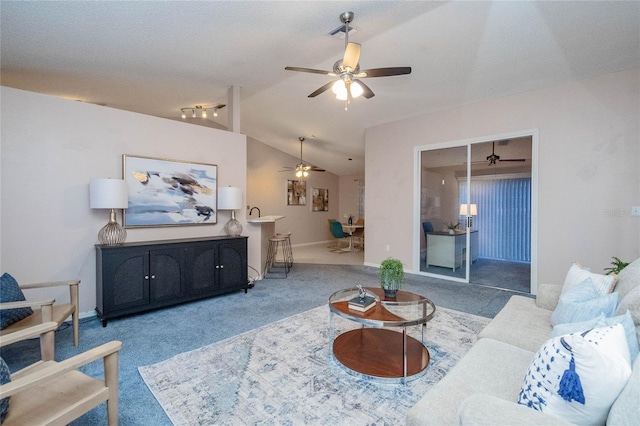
(418, 136, 533, 292)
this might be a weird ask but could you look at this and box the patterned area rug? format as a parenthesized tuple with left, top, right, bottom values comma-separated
(139, 305, 489, 425)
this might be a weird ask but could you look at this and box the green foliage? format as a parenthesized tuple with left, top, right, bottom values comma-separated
(380, 258, 405, 290)
(604, 257, 629, 275)
(445, 221, 460, 230)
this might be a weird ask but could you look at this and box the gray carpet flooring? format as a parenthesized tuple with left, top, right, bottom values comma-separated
(2, 263, 525, 425)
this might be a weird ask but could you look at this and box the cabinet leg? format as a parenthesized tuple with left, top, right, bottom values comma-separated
(102, 319, 108, 327)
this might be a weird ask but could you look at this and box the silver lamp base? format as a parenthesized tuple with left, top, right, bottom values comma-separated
(224, 211, 243, 237)
(98, 209, 127, 245)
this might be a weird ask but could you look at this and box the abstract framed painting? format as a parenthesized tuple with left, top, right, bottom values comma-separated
(311, 188, 328, 212)
(122, 155, 217, 227)
(286, 179, 306, 206)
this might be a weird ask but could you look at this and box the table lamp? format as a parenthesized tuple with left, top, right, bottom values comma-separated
(459, 203, 477, 229)
(90, 178, 128, 245)
(218, 186, 243, 236)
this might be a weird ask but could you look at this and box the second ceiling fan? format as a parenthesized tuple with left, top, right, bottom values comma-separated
(280, 137, 325, 178)
(285, 12, 412, 110)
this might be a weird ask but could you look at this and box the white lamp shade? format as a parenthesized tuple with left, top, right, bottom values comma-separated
(218, 187, 243, 210)
(459, 203, 478, 216)
(90, 178, 128, 209)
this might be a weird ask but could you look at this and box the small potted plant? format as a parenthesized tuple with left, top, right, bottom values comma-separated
(445, 221, 460, 234)
(380, 258, 405, 299)
(604, 256, 629, 275)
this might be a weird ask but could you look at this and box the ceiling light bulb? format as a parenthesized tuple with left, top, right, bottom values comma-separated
(350, 81, 363, 98)
(181, 110, 186, 119)
(213, 108, 218, 117)
(202, 109, 207, 118)
(303, 171, 309, 177)
(296, 170, 303, 178)
(332, 80, 348, 100)
(191, 109, 196, 118)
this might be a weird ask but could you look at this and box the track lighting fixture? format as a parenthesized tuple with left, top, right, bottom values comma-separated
(179, 104, 226, 119)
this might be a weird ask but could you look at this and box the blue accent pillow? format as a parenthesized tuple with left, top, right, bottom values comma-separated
(0, 357, 10, 423)
(552, 311, 640, 363)
(0, 272, 34, 330)
(551, 278, 618, 326)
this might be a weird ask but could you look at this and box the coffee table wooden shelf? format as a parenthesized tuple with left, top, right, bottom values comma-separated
(329, 287, 436, 383)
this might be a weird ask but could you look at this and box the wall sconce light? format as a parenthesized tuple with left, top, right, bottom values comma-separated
(459, 203, 478, 229)
(218, 186, 243, 237)
(90, 178, 128, 245)
(180, 104, 226, 119)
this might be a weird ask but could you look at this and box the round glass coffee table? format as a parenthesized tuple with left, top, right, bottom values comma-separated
(328, 287, 436, 383)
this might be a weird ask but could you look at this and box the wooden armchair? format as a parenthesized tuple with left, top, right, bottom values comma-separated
(0, 322, 122, 425)
(0, 279, 80, 360)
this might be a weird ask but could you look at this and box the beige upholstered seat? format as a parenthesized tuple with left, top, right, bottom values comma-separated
(0, 322, 122, 425)
(0, 280, 79, 361)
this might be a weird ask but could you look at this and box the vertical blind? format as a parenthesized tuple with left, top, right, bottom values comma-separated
(460, 177, 531, 262)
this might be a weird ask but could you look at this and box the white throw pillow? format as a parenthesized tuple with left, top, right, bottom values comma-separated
(518, 324, 632, 426)
(562, 262, 618, 296)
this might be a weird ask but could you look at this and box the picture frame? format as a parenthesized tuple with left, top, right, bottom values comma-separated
(123, 154, 217, 227)
(311, 188, 329, 212)
(286, 179, 306, 206)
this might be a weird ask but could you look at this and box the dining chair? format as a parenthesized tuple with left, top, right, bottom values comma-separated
(329, 221, 350, 252)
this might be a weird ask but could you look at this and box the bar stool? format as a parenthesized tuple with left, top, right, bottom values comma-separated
(263, 235, 289, 279)
(275, 232, 294, 269)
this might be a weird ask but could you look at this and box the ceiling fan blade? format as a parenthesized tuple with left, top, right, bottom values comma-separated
(343, 42, 361, 70)
(308, 80, 336, 98)
(285, 66, 334, 76)
(354, 79, 375, 98)
(308, 167, 325, 172)
(499, 159, 527, 162)
(357, 67, 412, 78)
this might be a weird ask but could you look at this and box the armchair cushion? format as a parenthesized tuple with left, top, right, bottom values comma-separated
(0, 274, 33, 330)
(1, 357, 9, 423)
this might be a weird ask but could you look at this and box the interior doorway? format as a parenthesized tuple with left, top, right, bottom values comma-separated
(415, 131, 537, 294)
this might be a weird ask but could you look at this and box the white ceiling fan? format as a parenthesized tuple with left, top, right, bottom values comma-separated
(285, 12, 412, 110)
(279, 137, 325, 178)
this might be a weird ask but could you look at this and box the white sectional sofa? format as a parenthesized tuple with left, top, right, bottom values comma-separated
(407, 258, 640, 425)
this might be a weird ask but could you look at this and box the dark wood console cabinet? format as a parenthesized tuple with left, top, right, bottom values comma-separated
(96, 236, 248, 326)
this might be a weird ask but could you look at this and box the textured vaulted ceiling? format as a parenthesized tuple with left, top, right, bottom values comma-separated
(2, 1, 639, 175)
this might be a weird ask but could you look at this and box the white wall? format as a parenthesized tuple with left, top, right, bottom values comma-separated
(1, 87, 249, 315)
(338, 175, 364, 223)
(246, 137, 340, 246)
(365, 68, 640, 285)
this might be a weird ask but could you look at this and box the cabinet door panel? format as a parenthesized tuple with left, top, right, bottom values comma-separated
(150, 249, 184, 303)
(107, 250, 149, 311)
(191, 246, 218, 294)
(218, 240, 247, 290)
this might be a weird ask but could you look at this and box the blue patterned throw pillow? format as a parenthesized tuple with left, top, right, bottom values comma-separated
(518, 324, 632, 426)
(0, 357, 10, 423)
(0, 272, 34, 330)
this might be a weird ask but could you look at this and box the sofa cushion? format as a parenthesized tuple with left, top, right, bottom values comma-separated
(457, 394, 575, 426)
(607, 355, 640, 425)
(562, 262, 617, 296)
(616, 285, 640, 348)
(518, 324, 632, 426)
(551, 278, 618, 326)
(478, 295, 552, 353)
(613, 257, 640, 301)
(0, 272, 34, 330)
(552, 310, 639, 362)
(406, 338, 535, 426)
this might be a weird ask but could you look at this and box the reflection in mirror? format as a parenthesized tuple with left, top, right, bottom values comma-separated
(420, 137, 533, 293)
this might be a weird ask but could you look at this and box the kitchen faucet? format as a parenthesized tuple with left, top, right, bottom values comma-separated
(249, 207, 261, 217)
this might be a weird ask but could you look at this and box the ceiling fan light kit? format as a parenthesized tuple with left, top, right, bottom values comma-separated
(285, 12, 411, 110)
